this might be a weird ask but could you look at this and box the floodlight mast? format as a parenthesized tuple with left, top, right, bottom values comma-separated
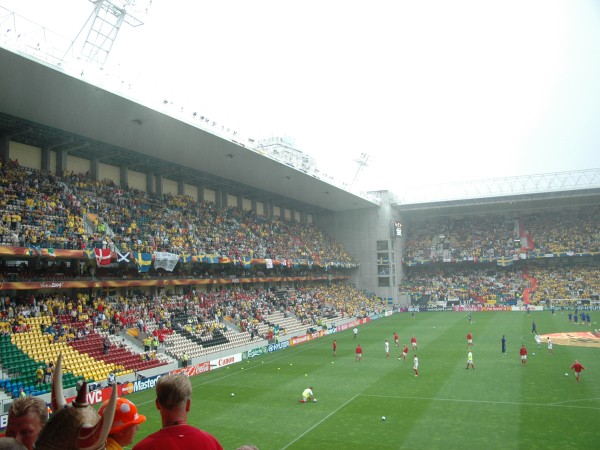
(351, 153, 370, 187)
(64, 0, 149, 66)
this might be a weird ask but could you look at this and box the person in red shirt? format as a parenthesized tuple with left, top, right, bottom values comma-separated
(570, 360, 586, 382)
(393, 332, 399, 347)
(399, 344, 409, 360)
(332, 340, 337, 357)
(411, 335, 417, 352)
(132, 373, 222, 450)
(520, 345, 528, 365)
(355, 344, 363, 362)
(467, 332, 473, 348)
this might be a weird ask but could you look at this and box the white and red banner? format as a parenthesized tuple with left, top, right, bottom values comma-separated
(210, 353, 242, 369)
(94, 248, 112, 266)
(66, 386, 114, 405)
(170, 361, 211, 377)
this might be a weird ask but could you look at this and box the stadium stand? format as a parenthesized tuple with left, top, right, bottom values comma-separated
(0, 157, 379, 395)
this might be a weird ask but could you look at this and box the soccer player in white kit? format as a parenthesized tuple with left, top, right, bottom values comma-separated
(466, 351, 475, 370)
(300, 387, 315, 403)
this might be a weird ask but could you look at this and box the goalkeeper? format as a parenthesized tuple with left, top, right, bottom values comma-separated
(299, 387, 315, 403)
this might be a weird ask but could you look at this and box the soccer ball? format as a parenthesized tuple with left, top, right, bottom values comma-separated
(231, 393, 235, 397)
(381, 416, 386, 421)
(565, 373, 569, 376)
(313, 398, 317, 402)
(532, 353, 536, 356)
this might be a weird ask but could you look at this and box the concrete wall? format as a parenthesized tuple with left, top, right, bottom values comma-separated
(317, 192, 407, 305)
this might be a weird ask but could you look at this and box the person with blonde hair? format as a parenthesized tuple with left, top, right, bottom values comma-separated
(133, 373, 222, 450)
(5, 397, 48, 450)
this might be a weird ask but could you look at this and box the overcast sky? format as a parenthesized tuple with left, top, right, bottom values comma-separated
(2, 0, 600, 194)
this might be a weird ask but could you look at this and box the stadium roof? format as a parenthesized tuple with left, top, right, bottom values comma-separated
(0, 46, 379, 214)
(395, 169, 600, 205)
(394, 186, 600, 219)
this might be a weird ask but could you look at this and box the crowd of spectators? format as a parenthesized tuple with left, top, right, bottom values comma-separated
(399, 266, 530, 304)
(0, 281, 386, 399)
(1, 282, 384, 345)
(402, 215, 518, 262)
(528, 265, 600, 304)
(304, 284, 386, 318)
(399, 207, 600, 306)
(3, 159, 600, 342)
(399, 262, 600, 306)
(522, 208, 600, 255)
(0, 160, 358, 271)
(402, 207, 600, 262)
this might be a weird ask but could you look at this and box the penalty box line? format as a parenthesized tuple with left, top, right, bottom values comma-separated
(281, 394, 360, 450)
(361, 394, 600, 411)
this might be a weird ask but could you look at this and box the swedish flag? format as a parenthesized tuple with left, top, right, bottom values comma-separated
(179, 253, 193, 264)
(135, 252, 152, 273)
(202, 254, 220, 264)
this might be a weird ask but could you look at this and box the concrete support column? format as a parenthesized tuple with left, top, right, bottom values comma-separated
(56, 149, 67, 177)
(155, 174, 163, 197)
(0, 136, 7, 165)
(90, 158, 99, 181)
(41, 145, 51, 172)
(146, 172, 155, 194)
(120, 165, 128, 188)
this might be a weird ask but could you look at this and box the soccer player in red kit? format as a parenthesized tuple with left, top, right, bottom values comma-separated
(355, 344, 363, 362)
(393, 332, 399, 347)
(467, 332, 473, 348)
(411, 335, 417, 352)
(570, 360, 586, 382)
(399, 344, 408, 360)
(520, 345, 528, 365)
(332, 340, 337, 357)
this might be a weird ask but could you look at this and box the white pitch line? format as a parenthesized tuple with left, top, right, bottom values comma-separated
(281, 394, 359, 450)
(361, 394, 600, 410)
(549, 397, 600, 406)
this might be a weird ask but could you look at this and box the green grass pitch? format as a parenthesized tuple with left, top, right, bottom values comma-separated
(126, 311, 600, 449)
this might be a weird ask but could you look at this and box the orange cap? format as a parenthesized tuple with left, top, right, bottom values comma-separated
(98, 397, 146, 434)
